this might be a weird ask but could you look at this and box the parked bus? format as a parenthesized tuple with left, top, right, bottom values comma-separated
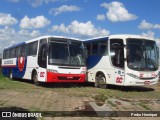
(84, 34, 159, 88)
(1, 36, 86, 85)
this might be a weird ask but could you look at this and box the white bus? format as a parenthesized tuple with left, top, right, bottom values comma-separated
(1, 36, 86, 85)
(84, 34, 159, 88)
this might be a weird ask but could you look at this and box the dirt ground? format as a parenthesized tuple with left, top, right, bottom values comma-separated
(0, 81, 160, 120)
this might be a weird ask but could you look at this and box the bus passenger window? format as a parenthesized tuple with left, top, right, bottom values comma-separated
(28, 41, 38, 56)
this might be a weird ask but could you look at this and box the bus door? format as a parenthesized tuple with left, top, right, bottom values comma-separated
(110, 39, 125, 85)
(38, 39, 47, 82)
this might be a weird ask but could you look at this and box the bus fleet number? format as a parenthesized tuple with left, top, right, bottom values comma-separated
(40, 72, 45, 77)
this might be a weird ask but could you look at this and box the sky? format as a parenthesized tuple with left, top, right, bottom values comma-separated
(0, 0, 160, 53)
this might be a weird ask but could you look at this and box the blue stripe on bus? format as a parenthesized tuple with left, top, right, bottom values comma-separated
(83, 37, 109, 43)
(4, 42, 26, 50)
(2, 57, 27, 78)
(87, 56, 102, 69)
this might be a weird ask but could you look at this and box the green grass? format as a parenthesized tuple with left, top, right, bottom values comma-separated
(138, 102, 151, 110)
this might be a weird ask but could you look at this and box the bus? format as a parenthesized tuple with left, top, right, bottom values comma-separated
(84, 34, 159, 88)
(1, 36, 86, 85)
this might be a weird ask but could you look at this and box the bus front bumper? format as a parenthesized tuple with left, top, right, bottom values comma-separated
(46, 72, 86, 82)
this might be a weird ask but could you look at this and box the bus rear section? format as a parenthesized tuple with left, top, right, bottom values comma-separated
(1, 36, 86, 85)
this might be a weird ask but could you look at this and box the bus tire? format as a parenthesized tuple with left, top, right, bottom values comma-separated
(9, 70, 13, 79)
(97, 74, 107, 89)
(32, 71, 40, 86)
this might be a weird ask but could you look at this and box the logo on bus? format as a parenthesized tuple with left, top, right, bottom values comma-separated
(139, 74, 144, 78)
(116, 77, 123, 83)
(18, 57, 25, 72)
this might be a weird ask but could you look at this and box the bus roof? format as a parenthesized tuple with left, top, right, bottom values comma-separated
(109, 34, 155, 41)
(83, 34, 155, 42)
(4, 35, 80, 50)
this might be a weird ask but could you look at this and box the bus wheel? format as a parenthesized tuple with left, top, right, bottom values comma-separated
(9, 70, 13, 79)
(97, 74, 106, 89)
(32, 71, 40, 86)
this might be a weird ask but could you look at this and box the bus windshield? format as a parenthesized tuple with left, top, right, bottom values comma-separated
(127, 39, 158, 71)
(49, 40, 85, 66)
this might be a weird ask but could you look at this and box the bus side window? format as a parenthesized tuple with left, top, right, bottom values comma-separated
(28, 41, 38, 56)
(3, 50, 6, 59)
(17, 46, 22, 57)
(22, 45, 27, 56)
(6, 49, 10, 59)
(10, 48, 15, 58)
(92, 42, 98, 55)
(99, 42, 108, 56)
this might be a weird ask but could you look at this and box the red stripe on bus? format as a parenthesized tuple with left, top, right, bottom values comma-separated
(47, 72, 86, 82)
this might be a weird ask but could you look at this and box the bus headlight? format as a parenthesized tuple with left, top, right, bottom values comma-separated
(47, 69, 58, 73)
(80, 71, 86, 74)
(127, 73, 139, 79)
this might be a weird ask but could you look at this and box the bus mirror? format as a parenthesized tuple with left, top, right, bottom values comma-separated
(123, 44, 126, 47)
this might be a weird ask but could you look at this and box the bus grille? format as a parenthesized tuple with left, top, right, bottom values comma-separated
(140, 77, 155, 80)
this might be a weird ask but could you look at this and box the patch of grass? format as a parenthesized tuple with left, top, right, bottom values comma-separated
(93, 93, 108, 103)
(0, 100, 6, 106)
(138, 102, 151, 110)
(107, 100, 117, 107)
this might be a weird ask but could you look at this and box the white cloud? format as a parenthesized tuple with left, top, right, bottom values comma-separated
(49, 20, 110, 38)
(18, 30, 41, 38)
(0, 13, 18, 26)
(101, 1, 137, 22)
(0, 26, 17, 52)
(139, 20, 160, 29)
(28, 0, 42, 8)
(96, 14, 105, 21)
(0, 26, 41, 52)
(20, 15, 50, 29)
(141, 31, 155, 39)
(28, 0, 59, 8)
(49, 5, 81, 16)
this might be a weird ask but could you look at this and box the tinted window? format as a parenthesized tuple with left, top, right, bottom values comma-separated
(17, 46, 22, 57)
(86, 40, 108, 56)
(28, 41, 38, 56)
(10, 48, 16, 58)
(22, 45, 27, 56)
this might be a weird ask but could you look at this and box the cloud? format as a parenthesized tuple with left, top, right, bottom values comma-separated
(0, 13, 18, 26)
(100, 1, 137, 22)
(49, 20, 110, 38)
(28, 0, 59, 8)
(0, 26, 41, 52)
(49, 5, 81, 16)
(20, 15, 50, 29)
(96, 14, 105, 21)
(0, 26, 15, 38)
(0, 26, 17, 52)
(18, 29, 41, 38)
(139, 20, 160, 30)
(141, 31, 155, 39)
